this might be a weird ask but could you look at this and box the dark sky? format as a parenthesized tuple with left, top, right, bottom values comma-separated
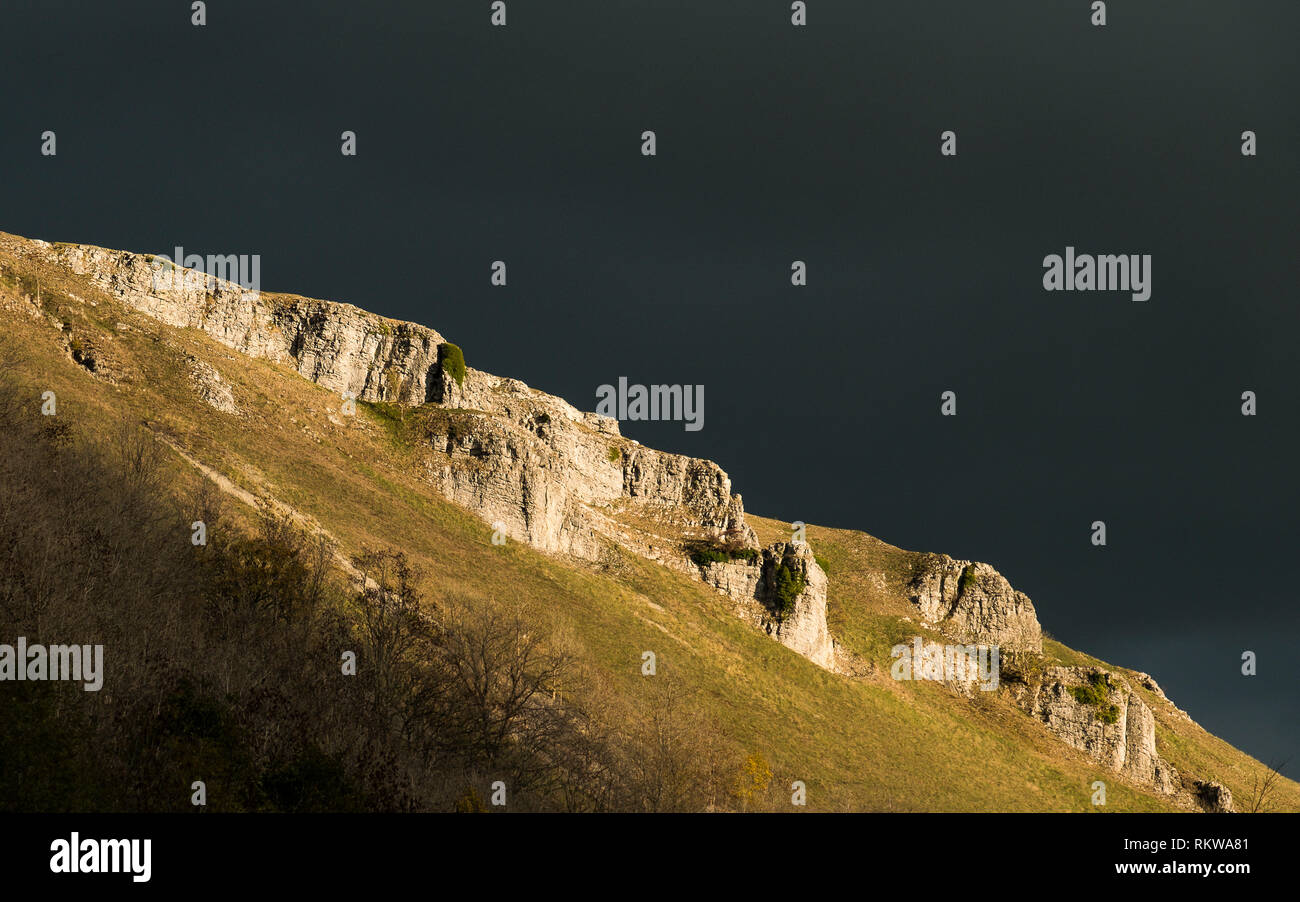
(4, 1, 1296, 778)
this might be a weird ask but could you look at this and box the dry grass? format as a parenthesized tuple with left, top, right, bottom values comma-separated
(2, 231, 1294, 812)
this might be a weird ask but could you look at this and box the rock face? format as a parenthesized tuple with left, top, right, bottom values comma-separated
(415, 376, 748, 564)
(1194, 780, 1234, 813)
(187, 356, 240, 415)
(1012, 666, 1179, 794)
(1133, 670, 1195, 723)
(31, 238, 837, 669)
(3, 233, 1241, 802)
(907, 553, 1042, 653)
(53, 244, 446, 406)
(701, 542, 834, 670)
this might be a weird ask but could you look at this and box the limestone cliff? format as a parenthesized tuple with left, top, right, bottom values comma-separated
(52, 243, 447, 406)
(906, 555, 1203, 799)
(2, 232, 1240, 805)
(700, 542, 834, 670)
(907, 553, 1043, 654)
(23, 238, 833, 668)
(1010, 665, 1180, 795)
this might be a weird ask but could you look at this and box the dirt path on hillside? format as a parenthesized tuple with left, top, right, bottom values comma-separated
(153, 432, 373, 587)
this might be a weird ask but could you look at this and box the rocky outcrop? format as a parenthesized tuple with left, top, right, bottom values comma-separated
(50, 243, 446, 406)
(1132, 670, 1195, 724)
(887, 636, 1000, 697)
(701, 542, 834, 669)
(187, 356, 240, 415)
(26, 237, 837, 669)
(417, 375, 836, 666)
(415, 381, 747, 562)
(907, 553, 1042, 653)
(1, 233, 1248, 801)
(1011, 665, 1179, 794)
(34, 242, 742, 554)
(1194, 780, 1234, 813)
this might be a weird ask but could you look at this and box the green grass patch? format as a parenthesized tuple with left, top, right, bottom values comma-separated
(6, 231, 1295, 812)
(358, 399, 409, 446)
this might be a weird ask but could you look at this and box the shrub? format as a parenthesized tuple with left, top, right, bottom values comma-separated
(958, 565, 978, 595)
(438, 342, 466, 387)
(686, 541, 759, 568)
(733, 752, 773, 811)
(607, 445, 621, 463)
(772, 564, 806, 621)
(999, 651, 1045, 686)
(0, 371, 744, 813)
(1069, 672, 1120, 724)
(689, 546, 730, 566)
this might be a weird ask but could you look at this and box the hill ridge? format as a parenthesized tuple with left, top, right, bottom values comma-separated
(1, 228, 1290, 813)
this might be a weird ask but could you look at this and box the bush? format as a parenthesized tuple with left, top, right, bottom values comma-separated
(438, 342, 466, 387)
(733, 752, 773, 811)
(772, 564, 806, 621)
(958, 565, 978, 595)
(1069, 672, 1120, 724)
(690, 547, 730, 566)
(999, 651, 1044, 686)
(686, 541, 758, 568)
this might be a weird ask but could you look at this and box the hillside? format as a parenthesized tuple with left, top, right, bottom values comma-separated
(1, 229, 1293, 813)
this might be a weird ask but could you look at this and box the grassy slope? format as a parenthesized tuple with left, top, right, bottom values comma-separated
(2, 236, 1293, 812)
(751, 515, 1300, 811)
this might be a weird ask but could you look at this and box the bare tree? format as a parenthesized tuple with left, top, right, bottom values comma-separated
(351, 549, 437, 739)
(1242, 758, 1290, 813)
(433, 597, 576, 780)
(618, 676, 732, 812)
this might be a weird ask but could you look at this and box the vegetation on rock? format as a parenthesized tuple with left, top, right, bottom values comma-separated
(1070, 672, 1121, 725)
(687, 541, 759, 567)
(438, 342, 466, 387)
(772, 563, 806, 621)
